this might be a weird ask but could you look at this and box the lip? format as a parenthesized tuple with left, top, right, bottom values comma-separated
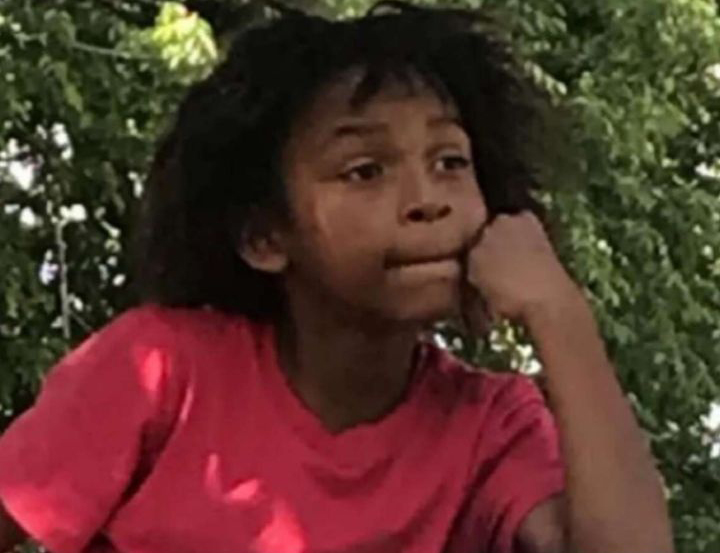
(385, 248, 463, 269)
(386, 257, 461, 282)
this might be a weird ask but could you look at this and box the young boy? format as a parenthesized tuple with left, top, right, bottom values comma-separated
(0, 3, 672, 553)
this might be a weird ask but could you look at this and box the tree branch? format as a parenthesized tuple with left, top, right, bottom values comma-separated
(54, 219, 71, 342)
(71, 40, 151, 61)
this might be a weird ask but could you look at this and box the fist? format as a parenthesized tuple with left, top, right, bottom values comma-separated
(462, 212, 577, 328)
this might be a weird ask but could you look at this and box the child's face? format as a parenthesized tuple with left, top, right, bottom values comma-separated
(277, 72, 487, 324)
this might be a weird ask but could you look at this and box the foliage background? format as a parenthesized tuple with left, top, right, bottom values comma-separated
(1, 0, 719, 551)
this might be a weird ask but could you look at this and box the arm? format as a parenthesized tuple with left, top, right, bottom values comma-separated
(0, 308, 179, 553)
(0, 502, 26, 553)
(467, 213, 673, 553)
(515, 496, 566, 553)
(521, 287, 672, 553)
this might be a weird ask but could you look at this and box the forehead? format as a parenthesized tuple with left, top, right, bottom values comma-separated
(290, 68, 460, 139)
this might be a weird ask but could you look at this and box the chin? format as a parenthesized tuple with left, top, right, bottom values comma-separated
(390, 288, 459, 325)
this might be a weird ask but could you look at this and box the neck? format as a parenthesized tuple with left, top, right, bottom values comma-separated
(275, 293, 421, 434)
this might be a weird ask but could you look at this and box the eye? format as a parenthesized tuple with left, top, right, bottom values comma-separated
(434, 154, 472, 173)
(340, 161, 384, 183)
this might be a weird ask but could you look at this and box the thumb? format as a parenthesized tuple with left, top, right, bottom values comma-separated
(460, 278, 496, 336)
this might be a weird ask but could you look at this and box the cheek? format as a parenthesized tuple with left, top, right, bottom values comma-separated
(471, 194, 489, 227)
(454, 185, 488, 238)
(295, 190, 389, 274)
(315, 202, 365, 246)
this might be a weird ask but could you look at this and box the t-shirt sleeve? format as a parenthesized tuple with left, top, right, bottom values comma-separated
(470, 375, 565, 553)
(0, 307, 182, 553)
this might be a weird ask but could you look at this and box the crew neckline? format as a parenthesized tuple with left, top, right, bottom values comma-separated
(255, 323, 433, 467)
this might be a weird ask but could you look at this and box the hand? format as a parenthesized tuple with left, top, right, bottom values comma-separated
(462, 212, 579, 329)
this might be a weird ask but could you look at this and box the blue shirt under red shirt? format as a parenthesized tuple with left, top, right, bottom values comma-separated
(0, 305, 564, 553)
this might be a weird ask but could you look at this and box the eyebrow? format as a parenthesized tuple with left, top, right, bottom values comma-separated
(428, 115, 463, 130)
(326, 115, 464, 145)
(331, 121, 389, 140)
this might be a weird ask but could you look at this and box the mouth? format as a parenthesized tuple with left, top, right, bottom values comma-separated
(385, 247, 463, 269)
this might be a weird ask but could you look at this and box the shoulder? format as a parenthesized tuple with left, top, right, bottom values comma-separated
(422, 342, 546, 413)
(54, 304, 266, 393)
(424, 346, 565, 550)
(85, 303, 264, 354)
(105, 303, 254, 336)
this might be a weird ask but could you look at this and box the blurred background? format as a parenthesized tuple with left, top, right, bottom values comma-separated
(1, 1, 719, 551)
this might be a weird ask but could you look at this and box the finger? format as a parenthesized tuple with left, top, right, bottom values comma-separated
(463, 217, 491, 255)
(460, 281, 492, 336)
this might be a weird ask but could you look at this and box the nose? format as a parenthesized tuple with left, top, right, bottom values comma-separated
(399, 165, 453, 224)
(402, 201, 452, 223)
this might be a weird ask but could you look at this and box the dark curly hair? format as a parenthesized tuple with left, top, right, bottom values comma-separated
(133, 1, 557, 319)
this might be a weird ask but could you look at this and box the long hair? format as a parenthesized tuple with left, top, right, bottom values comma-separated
(134, 1, 556, 318)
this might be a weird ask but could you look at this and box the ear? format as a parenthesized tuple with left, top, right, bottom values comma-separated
(234, 211, 289, 274)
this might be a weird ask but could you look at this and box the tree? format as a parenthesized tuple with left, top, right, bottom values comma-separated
(0, 0, 718, 550)
(0, 0, 215, 426)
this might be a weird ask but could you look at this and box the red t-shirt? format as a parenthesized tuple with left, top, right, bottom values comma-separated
(0, 305, 564, 553)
